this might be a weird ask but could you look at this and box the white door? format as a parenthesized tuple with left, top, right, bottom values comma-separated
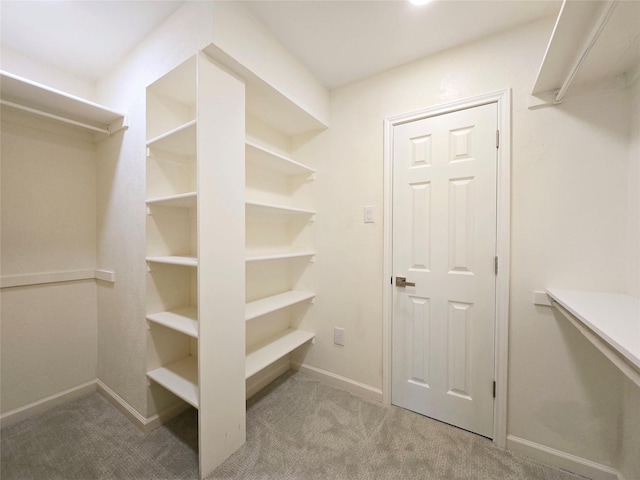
(391, 102, 497, 438)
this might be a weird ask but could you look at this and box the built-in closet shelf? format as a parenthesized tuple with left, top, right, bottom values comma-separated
(147, 356, 198, 408)
(530, 1, 640, 107)
(245, 201, 315, 217)
(245, 251, 316, 263)
(245, 140, 315, 177)
(146, 192, 197, 208)
(245, 328, 315, 379)
(0, 70, 127, 136)
(147, 307, 198, 337)
(547, 288, 640, 387)
(145, 256, 198, 267)
(246, 291, 315, 322)
(146, 120, 197, 156)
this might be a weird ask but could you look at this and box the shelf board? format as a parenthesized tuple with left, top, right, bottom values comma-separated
(546, 289, 640, 371)
(246, 200, 315, 216)
(246, 291, 315, 321)
(245, 250, 316, 263)
(146, 120, 197, 156)
(147, 356, 198, 408)
(146, 256, 198, 267)
(147, 306, 198, 338)
(245, 140, 315, 177)
(246, 328, 315, 379)
(0, 70, 125, 134)
(146, 191, 197, 208)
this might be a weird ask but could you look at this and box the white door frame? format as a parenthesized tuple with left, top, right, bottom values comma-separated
(382, 89, 511, 448)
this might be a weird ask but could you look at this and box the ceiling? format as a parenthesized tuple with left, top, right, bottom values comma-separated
(0, 0, 561, 89)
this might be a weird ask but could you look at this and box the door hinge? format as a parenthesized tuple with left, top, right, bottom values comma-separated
(493, 381, 496, 398)
(496, 130, 500, 149)
(494, 256, 498, 275)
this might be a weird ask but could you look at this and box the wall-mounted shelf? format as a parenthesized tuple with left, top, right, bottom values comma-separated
(145, 256, 198, 267)
(547, 288, 640, 387)
(246, 140, 315, 178)
(245, 328, 315, 379)
(0, 70, 127, 136)
(147, 356, 199, 408)
(146, 307, 198, 338)
(146, 192, 197, 209)
(245, 251, 316, 263)
(246, 200, 315, 217)
(530, 0, 640, 107)
(146, 120, 197, 156)
(246, 290, 315, 322)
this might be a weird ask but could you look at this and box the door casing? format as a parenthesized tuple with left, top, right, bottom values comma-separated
(382, 89, 511, 448)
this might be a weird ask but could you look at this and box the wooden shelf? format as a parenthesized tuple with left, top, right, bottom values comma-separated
(245, 328, 315, 379)
(146, 192, 197, 208)
(245, 140, 315, 177)
(547, 289, 640, 387)
(246, 291, 315, 321)
(147, 307, 198, 338)
(245, 250, 316, 263)
(246, 200, 315, 216)
(147, 356, 198, 408)
(146, 120, 197, 156)
(146, 256, 198, 267)
(0, 70, 126, 135)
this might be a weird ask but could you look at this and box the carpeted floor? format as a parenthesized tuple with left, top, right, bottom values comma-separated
(1, 371, 588, 480)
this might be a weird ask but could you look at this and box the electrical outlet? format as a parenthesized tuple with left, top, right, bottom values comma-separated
(334, 327, 345, 346)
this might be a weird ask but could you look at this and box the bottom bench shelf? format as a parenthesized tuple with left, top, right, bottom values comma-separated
(246, 328, 315, 379)
(147, 356, 198, 408)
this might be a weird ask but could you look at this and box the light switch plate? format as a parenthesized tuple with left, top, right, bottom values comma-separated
(364, 205, 375, 223)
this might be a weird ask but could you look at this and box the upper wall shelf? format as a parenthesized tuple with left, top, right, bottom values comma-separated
(530, 0, 640, 108)
(547, 288, 639, 387)
(0, 71, 127, 136)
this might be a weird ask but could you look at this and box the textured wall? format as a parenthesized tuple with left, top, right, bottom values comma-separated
(0, 109, 98, 414)
(293, 18, 636, 471)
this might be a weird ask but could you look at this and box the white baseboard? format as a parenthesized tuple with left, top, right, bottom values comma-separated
(97, 380, 189, 434)
(246, 357, 291, 399)
(291, 363, 383, 404)
(1, 380, 97, 428)
(507, 435, 622, 480)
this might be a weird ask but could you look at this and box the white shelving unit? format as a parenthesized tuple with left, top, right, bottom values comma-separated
(146, 307, 198, 338)
(145, 53, 246, 479)
(147, 356, 199, 408)
(245, 250, 316, 263)
(246, 200, 316, 217)
(0, 70, 127, 136)
(245, 131, 316, 384)
(246, 328, 316, 379)
(145, 256, 198, 267)
(246, 291, 316, 322)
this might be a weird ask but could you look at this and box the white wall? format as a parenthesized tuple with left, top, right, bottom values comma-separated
(0, 46, 97, 101)
(0, 108, 98, 414)
(94, 1, 215, 418)
(293, 17, 637, 473)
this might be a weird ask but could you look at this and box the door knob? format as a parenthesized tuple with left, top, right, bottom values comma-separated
(396, 276, 415, 287)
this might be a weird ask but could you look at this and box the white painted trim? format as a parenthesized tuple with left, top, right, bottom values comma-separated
(0, 269, 116, 288)
(96, 380, 190, 434)
(292, 363, 383, 404)
(0, 380, 97, 428)
(382, 89, 511, 448)
(507, 435, 622, 480)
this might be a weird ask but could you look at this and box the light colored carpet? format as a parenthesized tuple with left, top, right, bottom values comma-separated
(1, 371, 588, 480)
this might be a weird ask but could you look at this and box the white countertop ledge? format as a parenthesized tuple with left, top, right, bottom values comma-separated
(546, 289, 640, 371)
